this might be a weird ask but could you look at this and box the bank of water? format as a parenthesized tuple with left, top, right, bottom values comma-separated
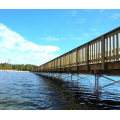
(0, 71, 120, 110)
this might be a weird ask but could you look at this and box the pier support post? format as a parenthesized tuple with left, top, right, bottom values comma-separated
(59, 73, 62, 82)
(71, 74, 73, 81)
(68, 74, 69, 81)
(95, 74, 99, 91)
(78, 74, 79, 80)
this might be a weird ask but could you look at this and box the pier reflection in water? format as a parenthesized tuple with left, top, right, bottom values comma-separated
(0, 71, 120, 110)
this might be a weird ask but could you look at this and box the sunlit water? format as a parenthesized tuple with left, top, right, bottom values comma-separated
(0, 71, 120, 110)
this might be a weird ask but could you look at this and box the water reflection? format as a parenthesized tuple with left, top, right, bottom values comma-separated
(0, 71, 120, 109)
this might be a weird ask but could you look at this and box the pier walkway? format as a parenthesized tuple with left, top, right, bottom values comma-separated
(31, 27, 120, 91)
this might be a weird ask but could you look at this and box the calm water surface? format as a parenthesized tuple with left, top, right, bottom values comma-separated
(0, 71, 120, 110)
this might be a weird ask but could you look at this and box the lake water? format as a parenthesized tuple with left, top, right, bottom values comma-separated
(0, 71, 120, 110)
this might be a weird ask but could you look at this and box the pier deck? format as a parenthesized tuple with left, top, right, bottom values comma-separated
(31, 27, 120, 76)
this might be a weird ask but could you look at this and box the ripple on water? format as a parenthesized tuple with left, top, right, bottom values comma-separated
(0, 71, 120, 109)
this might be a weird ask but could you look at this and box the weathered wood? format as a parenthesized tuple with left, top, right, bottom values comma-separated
(89, 38, 101, 45)
(113, 35, 115, 56)
(97, 42, 98, 59)
(109, 37, 111, 56)
(56, 58, 57, 71)
(32, 27, 120, 75)
(99, 41, 101, 58)
(59, 57, 61, 71)
(105, 29, 120, 38)
(69, 52, 70, 71)
(116, 33, 119, 56)
(92, 44, 93, 60)
(101, 36, 105, 70)
(94, 43, 95, 60)
(76, 48, 78, 70)
(86, 43, 89, 71)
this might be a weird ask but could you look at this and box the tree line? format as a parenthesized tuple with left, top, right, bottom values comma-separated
(0, 63, 38, 71)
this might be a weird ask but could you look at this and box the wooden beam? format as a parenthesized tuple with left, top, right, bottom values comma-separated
(101, 35, 105, 70)
(69, 52, 70, 72)
(86, 43, 89, 71)
(76, 48, 78, 70)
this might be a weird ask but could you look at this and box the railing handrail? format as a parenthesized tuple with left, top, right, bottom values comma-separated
(32, 26, 120, 71)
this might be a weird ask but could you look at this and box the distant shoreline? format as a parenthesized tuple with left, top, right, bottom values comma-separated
(0, 70, 29, 72)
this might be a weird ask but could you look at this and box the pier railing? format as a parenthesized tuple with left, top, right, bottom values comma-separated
(31, 27, 120, 74)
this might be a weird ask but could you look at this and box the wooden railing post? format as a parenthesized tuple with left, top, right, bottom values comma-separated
(63, 55, 64, 71)
(56, 58, 57, 71)
(51, 61, 52, 71)
(76, 48, 78, 70)
(54, 60, 55, 71)
(101, 35, 105, 70)
(59, 58, 61, 71)
(69, 52, 70, 72)
(86, 43, 89, 71)
(116, 33, 119, 56)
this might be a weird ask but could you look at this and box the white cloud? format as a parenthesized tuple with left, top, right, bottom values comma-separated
(75, 18, 86, 23)
(40, 36, 59, 41)
(0, 23, 60, 65)
(72, 37, 84, 40)
(83, 33, 90, 38)
(67, 34, 84, 40)
(110, 13, 120, 19)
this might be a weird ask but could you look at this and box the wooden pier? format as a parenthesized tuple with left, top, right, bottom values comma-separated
(31, 27, 120, 91)
(31, 27, 120, 76)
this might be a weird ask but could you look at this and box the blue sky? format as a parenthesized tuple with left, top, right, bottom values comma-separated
(0, 9, 120, 65)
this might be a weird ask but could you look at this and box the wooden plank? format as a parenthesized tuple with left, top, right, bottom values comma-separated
(106, 54, 120, 60)
(106, 38, 108, 58)
(78, 61, 87, 64)
(54, 60, 55, 71)
(109, 37, 111, 56)
(89, 58, 102, 62)
(101, 36, 105, 70)
(69, 52, 70, 71)
(97, 42, 98, 60)
(76, 48, 78, 70)
(113, 35, 115, 56)
(86, 43, 89, 71)
(51, 61, 52, 71)
(89, 46, 90, 61)
(116, 33, 119, 56)
(82, 48, 83, 62)
(105, 29, 120, 38)
(95, 42, 97, 59)
(59, 57, 61, 71)
(99, 41, 100, 58)
(106, 61, 120, 70)
(92, 44, 93, 60)
(90, 45, 91, 61)
(94, 43, 95, 60)
(56, 59, 58, 70)
(89, 38, 101, 45)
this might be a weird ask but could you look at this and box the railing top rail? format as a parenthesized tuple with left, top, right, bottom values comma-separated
(38, 26, 120, 67)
